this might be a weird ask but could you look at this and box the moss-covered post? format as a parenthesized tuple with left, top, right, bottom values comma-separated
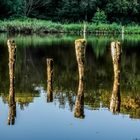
(74, 39, 86, 118)
(47, 58, 53, 102)
(110, 41, 121, 113)
(7, 39, 16, 125)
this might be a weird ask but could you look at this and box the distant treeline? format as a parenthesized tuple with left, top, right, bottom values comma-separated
(0, 0, 140, 24)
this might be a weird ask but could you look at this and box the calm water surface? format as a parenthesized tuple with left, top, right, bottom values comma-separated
(0, 34, 140, 140)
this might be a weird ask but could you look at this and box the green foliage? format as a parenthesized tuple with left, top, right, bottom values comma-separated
(92, 9, 107, 24)
(0, 0, 140, 24)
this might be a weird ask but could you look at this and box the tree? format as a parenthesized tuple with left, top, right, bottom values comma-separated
(105, 0, 139, 23)
(21, 0, 49, 17)
(58, 0, 82, 22)
(0, 0, 11, 19)
(92, 8, 107, 24)
(80, 0, 99, 21)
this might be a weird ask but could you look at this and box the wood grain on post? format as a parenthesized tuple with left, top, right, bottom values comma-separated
(7, 39, 16, 125)
(47, 58, 53, 102)
(110, 41, 121, 113)
(74, 39, 86, 118)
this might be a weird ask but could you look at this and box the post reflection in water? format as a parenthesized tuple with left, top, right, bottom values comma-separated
(74, 79, 85, 118)
(74, 39, 86, 118)
(110, 41, 121, 113)
(8, 99, 16, 125)
(47, 58, 53, 102)
(7, 39, 16, 125)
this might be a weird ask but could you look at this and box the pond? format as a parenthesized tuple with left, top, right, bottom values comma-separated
(0, 34, 140, 140)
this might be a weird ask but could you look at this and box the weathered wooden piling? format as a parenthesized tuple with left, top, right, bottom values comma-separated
(74, 39, 86, 118)
(75, 39, 86, 81)
(47, 58, 53, 102)
(7, 39, 16, 104)
(7, 39, 16, 125)
(110, 41, 121, 113)
(122, 26, 124, 41)
(83, 22, 87, 39)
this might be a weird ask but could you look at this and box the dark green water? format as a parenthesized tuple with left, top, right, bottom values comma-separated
(0, 34, 140, 140)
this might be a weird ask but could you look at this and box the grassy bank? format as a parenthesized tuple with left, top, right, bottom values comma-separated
(0, 18, 140, 34)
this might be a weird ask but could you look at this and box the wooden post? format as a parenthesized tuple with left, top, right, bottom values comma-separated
(47, 58, 53, 102)
(83, 22, 87, 39)
(122, 26, 124, 41)
(75, 39, 86, 81)
(74, 39, 86, 118)
(7, 39, 16, 125)
(7, 39, 16, 104)
(110, 41, 121, 113)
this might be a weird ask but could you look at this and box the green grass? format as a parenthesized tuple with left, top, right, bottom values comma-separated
(1, 18, 140, 34)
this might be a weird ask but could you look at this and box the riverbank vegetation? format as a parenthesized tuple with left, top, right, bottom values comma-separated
(1, 18, 140, 34)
